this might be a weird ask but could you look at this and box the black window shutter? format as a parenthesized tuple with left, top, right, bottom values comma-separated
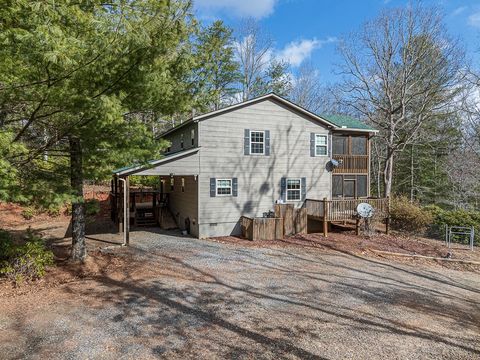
(265, 130, 270, 156)
(280, 177, 287, 201)
(232, 178, 238, 197)
(310, 133, 315, 157)
(210, 178, 216, 197)
(301, 177, 307, 201)
(244, 129, 250, 155)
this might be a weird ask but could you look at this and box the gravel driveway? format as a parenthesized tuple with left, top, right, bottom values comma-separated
(1, 229, 480, 359)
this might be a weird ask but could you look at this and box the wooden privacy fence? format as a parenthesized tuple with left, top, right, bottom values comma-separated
(240, 204, 307, 241)
(274, 204, 307, 236)
(241, 216, 284, 241)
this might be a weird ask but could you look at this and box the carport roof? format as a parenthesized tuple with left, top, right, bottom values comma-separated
(113, 147, 199, 177)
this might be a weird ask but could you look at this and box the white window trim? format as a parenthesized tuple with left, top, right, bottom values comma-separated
(250, 130, 265, 155)
(286, 178, 302, 202)
(216, 178, 232, 197)
(315, 134, 328, 156)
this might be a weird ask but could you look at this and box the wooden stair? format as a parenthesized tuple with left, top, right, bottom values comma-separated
(135, 206, 158, 227)
(158, 207, 178, 230)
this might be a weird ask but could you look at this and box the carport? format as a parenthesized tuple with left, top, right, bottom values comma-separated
(111, 148, 200, 244)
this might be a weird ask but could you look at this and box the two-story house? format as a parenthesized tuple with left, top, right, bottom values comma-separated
(113, 93, 377, 238)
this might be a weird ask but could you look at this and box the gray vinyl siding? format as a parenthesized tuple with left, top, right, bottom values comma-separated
(164, 175, 199, 237)
(163, 122, 198, 154)
(197, 98, 332, 238)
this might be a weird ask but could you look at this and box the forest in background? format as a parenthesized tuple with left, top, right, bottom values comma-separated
(1, 1, 479, 260)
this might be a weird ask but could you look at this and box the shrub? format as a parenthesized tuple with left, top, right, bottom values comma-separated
(0, 229, 54, 284)
(85, 199, 100, 216)
(389, 196, 433, 233)
(426, 207, 480, 245)
(21, 207, 36, 220)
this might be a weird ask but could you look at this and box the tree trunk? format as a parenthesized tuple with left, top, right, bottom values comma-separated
(410, 144, 414, 203)
(70, 136, 86, 262)
(383, 153, 394, 198)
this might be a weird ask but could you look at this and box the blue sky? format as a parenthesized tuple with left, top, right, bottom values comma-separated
(194, 0, 480, 84)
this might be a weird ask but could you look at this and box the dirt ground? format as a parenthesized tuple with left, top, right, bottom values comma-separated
(1, 199, 480, 359)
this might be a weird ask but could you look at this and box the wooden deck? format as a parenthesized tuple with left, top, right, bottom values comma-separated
(304, 197, 390, 236)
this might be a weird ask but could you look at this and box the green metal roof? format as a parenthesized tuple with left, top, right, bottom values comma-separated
(320, 114, 376, 131)
(112, 160, 155, 175)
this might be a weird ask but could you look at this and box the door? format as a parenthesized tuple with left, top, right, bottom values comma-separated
(343, 179, 356, 198)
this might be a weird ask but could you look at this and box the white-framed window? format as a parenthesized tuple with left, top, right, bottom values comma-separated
(191, 129, 195, 146)
(315, 134, 328, 156)
(216, 179, 232, 196)
(286, 179, 301, 201)
(250, 130, 265, 155)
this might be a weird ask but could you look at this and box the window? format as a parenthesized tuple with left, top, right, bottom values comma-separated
(286, 179, 301, 201)
(315, 134, 328, 156)
(180, 133, 184, 149)
(170, 178, 174, 191)
(250, 131, 265, 154)
(191, 129, 195, 146)
(181, 177, 185, 192)
(216, 179, 232, 196)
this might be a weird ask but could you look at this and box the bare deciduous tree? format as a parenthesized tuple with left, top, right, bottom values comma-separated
(337, 4, 464, 197)
(234, 19, 274, 101)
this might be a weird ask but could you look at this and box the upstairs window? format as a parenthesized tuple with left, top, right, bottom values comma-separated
(191, 129, 195, 146)
(180, 133, 184, 149)
(315, 134, 328, 156)
(250, 131, 265, 155)
(216, 179, 232, 196)
(286, 179, 301, 201)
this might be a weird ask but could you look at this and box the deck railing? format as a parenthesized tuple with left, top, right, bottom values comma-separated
(305, 197, 389, 222)
(332, 155, 368, 174)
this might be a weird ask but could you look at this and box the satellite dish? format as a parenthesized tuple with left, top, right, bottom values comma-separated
(326, 158, 342, 172)
(357, 203, 374, 218)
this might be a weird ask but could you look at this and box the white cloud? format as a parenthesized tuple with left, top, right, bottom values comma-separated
(452, 6, 467, 16)
(195, 0, 277, 19)
(277, 37, 337, 67)
(468, 11, 480, 28)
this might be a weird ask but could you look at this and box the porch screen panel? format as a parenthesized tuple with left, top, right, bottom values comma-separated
(351, 137, 367, 155)
(332, 135, 347, 155)
(357, 175, 368, 197)
(332, 175, 343, 197)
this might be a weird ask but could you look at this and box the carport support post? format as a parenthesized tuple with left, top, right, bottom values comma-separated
(125, 176, 130, 246)
(322, 198, 328, 237)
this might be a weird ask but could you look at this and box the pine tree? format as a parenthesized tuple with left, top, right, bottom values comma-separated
(0, 0, 197, 261)
(196, 20, 240, 110)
